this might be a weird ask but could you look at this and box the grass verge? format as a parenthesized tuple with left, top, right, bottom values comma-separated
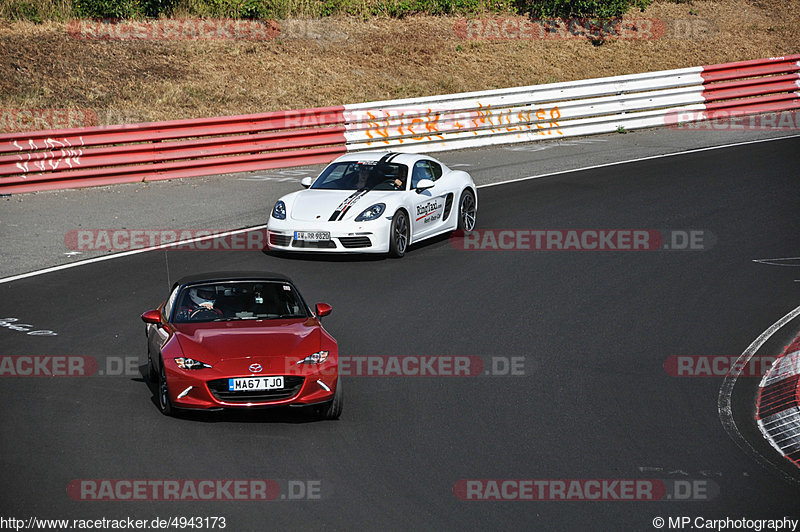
(0, 0, 797, 128)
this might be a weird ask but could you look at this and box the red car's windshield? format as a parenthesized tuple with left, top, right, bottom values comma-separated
(173, 281, 308, 323)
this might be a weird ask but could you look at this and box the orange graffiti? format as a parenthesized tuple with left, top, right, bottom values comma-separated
(549, 106, 562, 134)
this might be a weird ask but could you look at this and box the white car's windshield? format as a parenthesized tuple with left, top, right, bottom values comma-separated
(311, 161, 408, 191)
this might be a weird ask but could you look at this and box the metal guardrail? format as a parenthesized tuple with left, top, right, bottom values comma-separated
(1, 55, 798, 194)
(0, 108, 348, 193)
(343, 55, 800, 152)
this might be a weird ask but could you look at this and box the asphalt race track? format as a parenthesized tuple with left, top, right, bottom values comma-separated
(1, 137, 799, 530)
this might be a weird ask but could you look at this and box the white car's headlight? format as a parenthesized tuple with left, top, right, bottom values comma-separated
(355, 203, 385, 222)
(296, 351, 329, 365)
(272, 200, 286, 220)
(175, 357, 212, 370)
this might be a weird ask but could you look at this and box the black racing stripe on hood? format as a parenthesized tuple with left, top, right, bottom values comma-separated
(328, 155, 396, 221)
(337, 189, 368, 221)
(329, 189, 366, 222)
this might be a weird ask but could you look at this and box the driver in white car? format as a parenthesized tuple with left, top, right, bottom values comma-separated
(355, 164, 372, 189)
(355, 163, 404, 190)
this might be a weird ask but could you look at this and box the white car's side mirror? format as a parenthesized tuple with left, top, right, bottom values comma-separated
(301, 177, 313, 188)
(415, 179, 434, 192)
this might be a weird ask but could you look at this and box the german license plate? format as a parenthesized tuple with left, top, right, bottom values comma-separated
(294, 231, 330, 242)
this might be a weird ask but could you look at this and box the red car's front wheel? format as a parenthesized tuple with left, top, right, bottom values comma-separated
(316, 379, 342, 420)
(158, 360, 174, 416)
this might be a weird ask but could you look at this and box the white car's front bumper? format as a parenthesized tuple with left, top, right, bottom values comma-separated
(266, 218, 391, 253)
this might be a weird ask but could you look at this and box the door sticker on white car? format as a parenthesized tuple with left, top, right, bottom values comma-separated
(416, 198, 444, 224)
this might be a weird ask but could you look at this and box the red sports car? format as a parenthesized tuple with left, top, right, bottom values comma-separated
(141, 271, 341, 419)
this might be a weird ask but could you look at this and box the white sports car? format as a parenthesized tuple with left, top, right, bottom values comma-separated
(266, 152, 477, 257)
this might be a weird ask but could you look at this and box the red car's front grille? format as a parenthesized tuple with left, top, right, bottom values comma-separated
(206, 376, 305, 403)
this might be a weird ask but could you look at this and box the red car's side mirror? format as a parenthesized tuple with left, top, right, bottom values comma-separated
(315, 303, 332, 317)
(141, 309, 162, 324)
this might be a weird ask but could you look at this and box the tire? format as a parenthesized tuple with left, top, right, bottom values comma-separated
(457, 189, 477, 232)
(146, 348, 155, 382)
(388, 210, 409, 258)
(316, 379, 343, 420)
(157, 359, 173, 416)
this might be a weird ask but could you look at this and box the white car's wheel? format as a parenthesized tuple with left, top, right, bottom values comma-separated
(458, 189, 477, 232)
(389, 210, 409, 258)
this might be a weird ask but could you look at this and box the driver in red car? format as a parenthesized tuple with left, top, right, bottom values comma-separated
(189, 286, 216, 310)
(177, 286, 224, 321)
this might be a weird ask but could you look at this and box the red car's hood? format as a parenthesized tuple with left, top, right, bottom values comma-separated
(173, 318, 320, 366)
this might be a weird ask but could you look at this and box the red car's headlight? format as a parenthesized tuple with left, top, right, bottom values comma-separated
(175, 357, 212, 370)
(296, 351, 329, 365)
